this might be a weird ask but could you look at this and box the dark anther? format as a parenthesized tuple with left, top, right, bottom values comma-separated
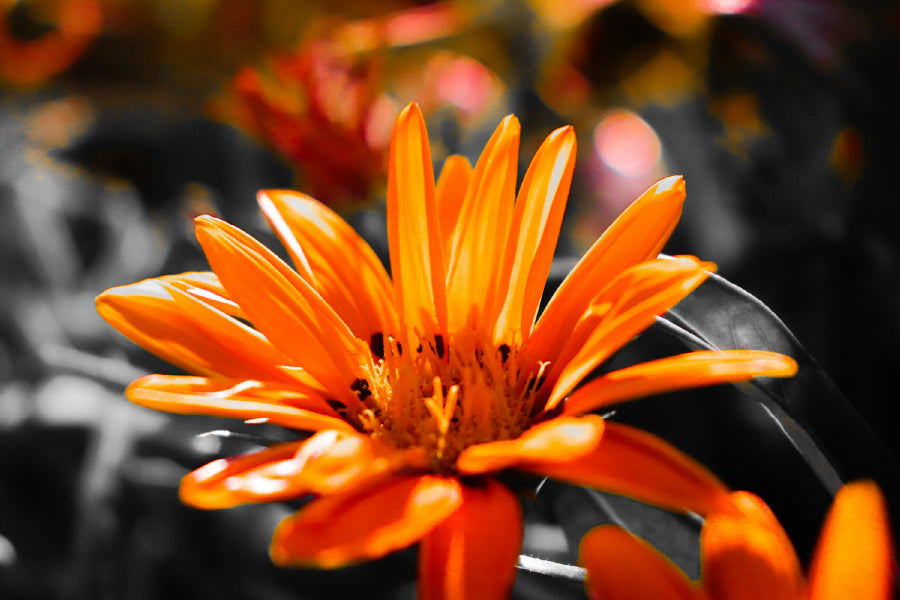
(395, 340, 403, 355)
(326, 399, 349, 418)
(416, 343, 423, 353)
(498, 344, 511, 363)
(351, 378, 372, 401)
(433, 335, 445, 358)
(369, 332, 386, 360)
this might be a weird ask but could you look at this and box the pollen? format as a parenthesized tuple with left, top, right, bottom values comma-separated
(353, 329, 549, 473)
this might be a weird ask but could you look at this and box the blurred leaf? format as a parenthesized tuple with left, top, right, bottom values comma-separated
(658, 269, 900, 513)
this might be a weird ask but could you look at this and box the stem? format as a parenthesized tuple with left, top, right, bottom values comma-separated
(516, 554, 586, 582)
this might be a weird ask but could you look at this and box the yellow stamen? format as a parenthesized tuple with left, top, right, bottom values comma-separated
(356, 327, 545, 473)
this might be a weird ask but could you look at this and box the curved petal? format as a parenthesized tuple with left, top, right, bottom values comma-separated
(807, 480, 895, 600)
(96, 278, 294, 383)
(494, 125, 576, 344)
(436, 154, 473, 258)
(456, 415, 605, 475)
(270, 475, 462, 568)
(387, 102, 448, 341)
(701, 491, 804, 600)
(519, 422, 736, 516)
(126, 374, 353, 432)
(418, 479, 522, 600)
(528, 176, 686, 363)
(158, 271, 248, 320)
(580, 525, 696, 600)
(194, 215, 371, 405)
(180, 430, 427, 509)
(445, 115, 519, 333)
(543, 256, 713, 411)
(258, 189, 399, 343)
(563, 351, 798, 416)
(181, 441, 308, 509)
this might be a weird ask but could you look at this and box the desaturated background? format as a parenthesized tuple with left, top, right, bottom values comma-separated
(1, 1, 899, 598)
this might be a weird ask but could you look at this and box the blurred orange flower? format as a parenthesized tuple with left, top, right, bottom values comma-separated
(212, 2, 495, 210)
(581, 480, 895, 600)
(215, 35, 395, 210)
(0, 0, 101, 87)
(97, 103, 796, 598)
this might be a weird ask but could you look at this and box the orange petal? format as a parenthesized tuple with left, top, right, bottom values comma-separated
(544, 256, 713, 410)
(563, 351, 798, 416)
(126, 374, 354, 432)
(528, 176, 686, 364)
(180, 430, 426, 509)
(180, 440, 308, 509)
(580, 525, 695, 600)
(194, 215, 370, 405)
(160, 282, 306, 381)
(807, 480, 895, 600)
(96, 278, 293, 382)
(436, 154, 473, 258)
(270, 475, 462, 568)
(701, 491, 804, 600)
(387, 102, 448, 342)
(445, 115, 519, 333)
(158, 271, 247, 320)
(494, 125, 576, 344)
(258, 189, 399, 343)
(418, 479, 522, 600)
(520, 422, 736, 516)
(456, 415, 605, 474)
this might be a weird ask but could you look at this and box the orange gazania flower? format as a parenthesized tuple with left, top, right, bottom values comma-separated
(96, 103, 797, 599)
(580, 480, 895, 600)
(213, 3, 480, 210)
(218, 36, 393, 210)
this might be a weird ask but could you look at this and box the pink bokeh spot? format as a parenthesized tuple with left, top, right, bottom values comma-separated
(699, 0, 756, 14)
(593, 110, 661, 177)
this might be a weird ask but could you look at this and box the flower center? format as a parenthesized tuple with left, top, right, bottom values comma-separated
(352, 330, 549, 473)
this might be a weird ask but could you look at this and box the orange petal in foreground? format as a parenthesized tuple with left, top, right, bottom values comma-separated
(807, 480, 895, 600)
(181, 430, 426, 509)
(126, 374, 352, 433)
(96, 278, 291, 382)
(418, 479, 522, 600)
(387, 102, 447, 340)
(456, 415, 605, 474)
(527, 175, 686, 363)
(194, 215, 369, 403)
(258, 189, 399, 342)
(580, 525, 695, 600)
(270, 475, 462, 568)
(544, 256, 713, 409)
(493, 124, 576, 344)
(520, 422, 736, 516)
(445, 114, 518, 333)
(435, 154, 473, 259)
(563, 350, 798, 416)
(701, 491, 805, 600)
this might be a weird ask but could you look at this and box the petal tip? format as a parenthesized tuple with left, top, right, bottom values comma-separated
(653, 175, 685, 195)
(397, 101, 424, 126)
